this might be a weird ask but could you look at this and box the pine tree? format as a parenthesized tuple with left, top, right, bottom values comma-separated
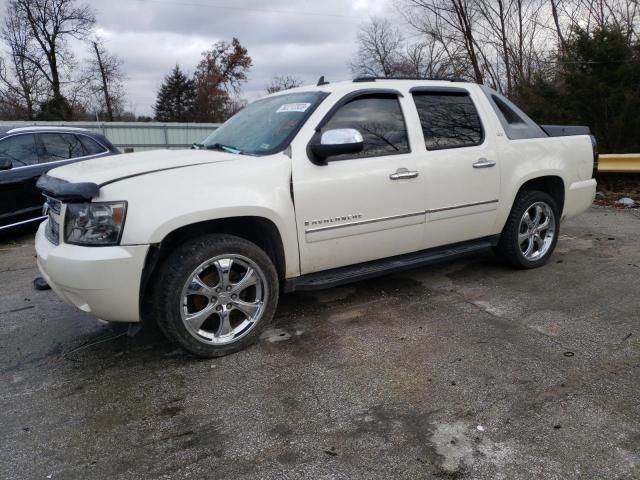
(515, 26, 640, 153)
(153, 65, 196, 122)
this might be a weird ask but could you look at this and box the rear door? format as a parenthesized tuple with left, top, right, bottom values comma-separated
(410, 88, 500, 247)
(37, 132, 88, 163)
(292, 90, 427, 274)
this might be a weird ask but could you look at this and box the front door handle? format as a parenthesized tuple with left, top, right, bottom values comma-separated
(473, 158, 496, 168)
(390, 168, 419, 180)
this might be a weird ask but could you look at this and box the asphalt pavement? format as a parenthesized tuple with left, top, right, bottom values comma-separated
(1, 206, 639, 479)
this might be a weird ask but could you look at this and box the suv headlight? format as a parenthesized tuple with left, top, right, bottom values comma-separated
(64, 201, 127, 246)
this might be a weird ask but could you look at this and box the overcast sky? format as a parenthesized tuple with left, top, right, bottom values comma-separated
(1, 0, 396, 116)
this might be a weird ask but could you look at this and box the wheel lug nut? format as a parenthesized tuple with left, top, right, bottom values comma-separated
(231, 294, 237, 299)
(216, 287, 222, 293)
(227, 303, 233, 309)
(216, 305, 222, 312)
(226, 286, 232, 291)
(212, 297, 217, 303)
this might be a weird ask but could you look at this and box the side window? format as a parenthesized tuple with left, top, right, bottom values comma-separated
(413, 93, 483, 150)
(38, 133, 86, 163)
(0, 134, 38, 167)
(321, 95, 410, 160)
(491, 95, 525, 125)
(78, 135, 107, 155)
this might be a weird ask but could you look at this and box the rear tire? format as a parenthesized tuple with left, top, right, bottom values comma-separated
(152, 234, 279, 357)
(495, 190, 559, 269)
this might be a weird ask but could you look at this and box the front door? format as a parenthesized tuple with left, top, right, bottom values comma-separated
(292, 92, 427, 274)
(0, 133, 42, 227)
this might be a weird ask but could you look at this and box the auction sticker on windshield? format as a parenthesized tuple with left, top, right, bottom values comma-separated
(276, 103, 311, 113)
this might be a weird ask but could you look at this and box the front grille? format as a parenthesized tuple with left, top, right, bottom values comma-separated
(44, 197, 62, 245)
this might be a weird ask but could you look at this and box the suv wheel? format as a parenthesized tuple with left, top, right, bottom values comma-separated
(495, 190, 559, 269)
(153, 234, 279, 357)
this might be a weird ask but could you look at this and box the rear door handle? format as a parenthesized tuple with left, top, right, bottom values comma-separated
(390, 168, 419, 180)
(473, 158, 496, 168)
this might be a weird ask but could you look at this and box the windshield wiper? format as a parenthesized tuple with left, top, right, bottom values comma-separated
(206, 143, 242, 154)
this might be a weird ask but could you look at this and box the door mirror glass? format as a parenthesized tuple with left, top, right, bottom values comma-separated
(0, 155, 12, 170)
(309, 128, 364, 164)
(321, 128, 364, 146)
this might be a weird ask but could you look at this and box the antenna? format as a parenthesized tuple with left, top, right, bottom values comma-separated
(317, 76, 330, 86)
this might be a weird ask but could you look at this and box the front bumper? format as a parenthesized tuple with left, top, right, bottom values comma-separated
(35, 222, 149, 323)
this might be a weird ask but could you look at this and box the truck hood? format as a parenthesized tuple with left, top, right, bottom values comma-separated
(47, 149, 234, 186)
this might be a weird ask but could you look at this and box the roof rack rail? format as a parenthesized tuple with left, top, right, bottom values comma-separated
(352, 76, 469, 83)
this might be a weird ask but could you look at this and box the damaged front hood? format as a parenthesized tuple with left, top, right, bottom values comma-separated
(45, 149, 235, 187)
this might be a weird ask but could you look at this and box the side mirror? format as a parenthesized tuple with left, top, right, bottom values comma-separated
(0, 155, 12, 171)
(309, 128, 364, 164)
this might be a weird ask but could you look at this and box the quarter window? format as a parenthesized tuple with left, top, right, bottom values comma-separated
(0, 134, 38, 167)
(38, 133, 86, 163)
(78, 135, 107, 155)
(321, 95, 410, 160)
(491, 95, 525, 125)
(413, 93, 483, 150)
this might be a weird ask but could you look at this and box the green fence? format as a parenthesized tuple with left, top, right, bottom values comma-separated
(0, 121, 221, 152)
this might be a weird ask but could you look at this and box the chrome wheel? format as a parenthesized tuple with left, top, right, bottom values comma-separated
(518, 201, 556, 261)
(180, 254, 268, 345)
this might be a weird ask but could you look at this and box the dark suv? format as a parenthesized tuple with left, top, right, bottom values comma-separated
(0, 126, 120, 231)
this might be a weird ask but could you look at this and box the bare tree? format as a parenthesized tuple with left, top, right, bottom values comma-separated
(578, 0, 640, 40)
(549, 0, 567, 54)
(396, 40, 452, 78)
(86, 38, 125, 121)
(543, 0, 640, 50)
(0, 9, 46, 118)
(7, 0, 95, 119)
(266, 75, 303, 94)
(403, 0, 485, 83)
(351, 17, 453, 79)
(472, 0, 548, 94)
(350, 17, 405, 77)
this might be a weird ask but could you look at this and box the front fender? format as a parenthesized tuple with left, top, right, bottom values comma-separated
(98, 156, 301, 277)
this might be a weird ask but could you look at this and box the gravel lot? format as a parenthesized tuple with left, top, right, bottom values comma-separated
(1, 206, 639, 479)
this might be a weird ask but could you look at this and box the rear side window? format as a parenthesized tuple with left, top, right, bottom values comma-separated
(78, 135, 107, 155)
(38, 133, 86, 163)
(492, 95, 524, 125)
(321, 95, 410, 160)
(413, 93, 483, 150)
(0, 134, 38, 166)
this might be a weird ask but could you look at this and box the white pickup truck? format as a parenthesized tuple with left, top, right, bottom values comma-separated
(35, 78, 597, 357)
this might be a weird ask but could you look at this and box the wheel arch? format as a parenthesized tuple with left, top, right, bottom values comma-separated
(516, 175, 565, 215)
(496, 173, 566, 235)
(139, 216, 286, 321)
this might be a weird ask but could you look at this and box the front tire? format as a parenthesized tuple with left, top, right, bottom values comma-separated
(152, 234, 279, 357)
(495, 190, 559, 269)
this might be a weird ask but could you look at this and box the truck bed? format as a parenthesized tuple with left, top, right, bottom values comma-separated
(540, 125, 591, 137)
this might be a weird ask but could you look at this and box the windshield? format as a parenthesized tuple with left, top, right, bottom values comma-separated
(201, 91, 328, 156)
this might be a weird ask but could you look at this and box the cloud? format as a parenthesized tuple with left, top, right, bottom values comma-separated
(0, 0, 393, 116)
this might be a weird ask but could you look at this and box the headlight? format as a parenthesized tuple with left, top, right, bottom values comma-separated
(64, 201, 127, 246)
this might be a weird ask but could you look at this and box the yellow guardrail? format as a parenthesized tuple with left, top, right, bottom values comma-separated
(598, 154, 640, 173)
